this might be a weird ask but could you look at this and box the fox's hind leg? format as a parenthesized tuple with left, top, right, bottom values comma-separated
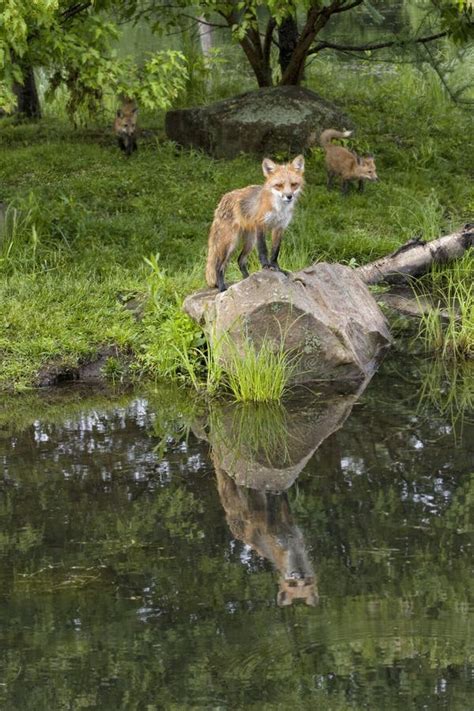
(237, 231, 255, 279)
(327, 171, 335, 190)
(216, 228, 240, 292)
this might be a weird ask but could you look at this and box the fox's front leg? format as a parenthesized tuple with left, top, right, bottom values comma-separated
(270, 229, 289, 275)
(257, 230, 271, 269)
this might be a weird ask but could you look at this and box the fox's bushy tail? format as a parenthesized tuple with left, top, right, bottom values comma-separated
(320, 129, 353, 149)
(205, 225, 219, 288)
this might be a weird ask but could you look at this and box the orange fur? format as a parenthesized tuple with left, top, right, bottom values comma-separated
(320, 128, 378, 194)
(215, 465, 317, 607)
(205, 156, 305, 291)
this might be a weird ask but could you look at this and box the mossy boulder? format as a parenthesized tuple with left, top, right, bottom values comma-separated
(184, 263, 392, 384)
(165, 86, 353, 158)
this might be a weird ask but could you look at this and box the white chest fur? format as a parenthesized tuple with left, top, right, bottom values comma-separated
(264, 195, 296, 231)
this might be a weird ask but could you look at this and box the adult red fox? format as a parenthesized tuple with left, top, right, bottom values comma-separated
(205, 155, 305, 292)
(114, 98, 138, 156)
(320, 129, 378, 194)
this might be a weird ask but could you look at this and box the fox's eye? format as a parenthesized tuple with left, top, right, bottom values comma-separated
(290, 182, 299, 189)
(274, 183, 284, 190)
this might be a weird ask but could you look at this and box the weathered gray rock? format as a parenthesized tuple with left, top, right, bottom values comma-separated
(183, 262, 392, 384)
(165, 86, 353, 158)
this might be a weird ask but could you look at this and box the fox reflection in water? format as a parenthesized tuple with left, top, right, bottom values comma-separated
(198, 382, 372, 607)
(215, 459, 317, 607)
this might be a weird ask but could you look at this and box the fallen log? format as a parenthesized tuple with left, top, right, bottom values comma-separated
(356, 224, 474, 285)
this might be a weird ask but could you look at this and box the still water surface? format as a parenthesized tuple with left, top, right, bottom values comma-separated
(1, 357, 473, 709)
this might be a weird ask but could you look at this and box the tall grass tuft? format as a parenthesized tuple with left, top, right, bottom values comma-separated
(173, 329, 297, 402)
(417, 359, 474, 441)
(414, 253, 474, 359)
(224, 338, 297, 402)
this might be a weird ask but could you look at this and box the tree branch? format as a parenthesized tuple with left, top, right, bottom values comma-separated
(309, 30, 448, 55)
(263, 17, 276, 64)
(60, 2, 92, 24)
(331, 0, 365, 14)
(177, 13, 228, 29)
(280, 0, 343, 84)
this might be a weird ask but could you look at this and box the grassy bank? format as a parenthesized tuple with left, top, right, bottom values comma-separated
(0, 59, 473, 392)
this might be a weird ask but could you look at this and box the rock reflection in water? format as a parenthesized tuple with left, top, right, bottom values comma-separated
(200, 377, 372, 605)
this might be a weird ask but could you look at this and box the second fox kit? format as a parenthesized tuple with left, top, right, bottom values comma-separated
(114, 98, 138, 156)
(206, 156, 305, 292)
(320, 129, 378, 194)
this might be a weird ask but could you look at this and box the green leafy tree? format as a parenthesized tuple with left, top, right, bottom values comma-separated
(0, 1, 188, 119)
(132, 0, 473, 88)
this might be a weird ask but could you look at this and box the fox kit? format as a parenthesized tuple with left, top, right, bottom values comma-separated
(114, 98, 138, 156)
(320, 129, 378, 194)
(205, 155, 305, 292)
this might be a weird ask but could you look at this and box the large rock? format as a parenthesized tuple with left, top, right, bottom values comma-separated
(165, 86, 352, 159)
(183, 263, 392, 384)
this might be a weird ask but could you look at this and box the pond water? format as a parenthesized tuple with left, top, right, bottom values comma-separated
(0, 357, 473, 710)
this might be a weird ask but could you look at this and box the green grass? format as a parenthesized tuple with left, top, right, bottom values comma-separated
(414, 254, 474, 359)
(0, 56, 473, 391)
(224, 337, 297, 402)
(172, 328, 296, 402)
(417, 358, 474, 440)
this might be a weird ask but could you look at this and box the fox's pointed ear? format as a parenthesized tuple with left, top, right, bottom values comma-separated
(116, 109, 123, 118)
(291, 155, 305, 173)
(132, 107, 138, 114)
(262, 158, 277, 177)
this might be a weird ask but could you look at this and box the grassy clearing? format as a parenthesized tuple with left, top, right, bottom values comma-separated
(0, 57, 473, 391)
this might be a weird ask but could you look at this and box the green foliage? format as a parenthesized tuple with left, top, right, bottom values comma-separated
(114, 50, 188, 111)
(0, 1, 188, 120)
(438, 0, 474, 43)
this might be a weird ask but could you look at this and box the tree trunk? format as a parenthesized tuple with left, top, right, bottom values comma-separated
(239, 41, 273, 87)
(197, 16, 213, 58)
(14, 64, 41, 119)
(278, 16, 299, 74)
(356, 225, 474, 285)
